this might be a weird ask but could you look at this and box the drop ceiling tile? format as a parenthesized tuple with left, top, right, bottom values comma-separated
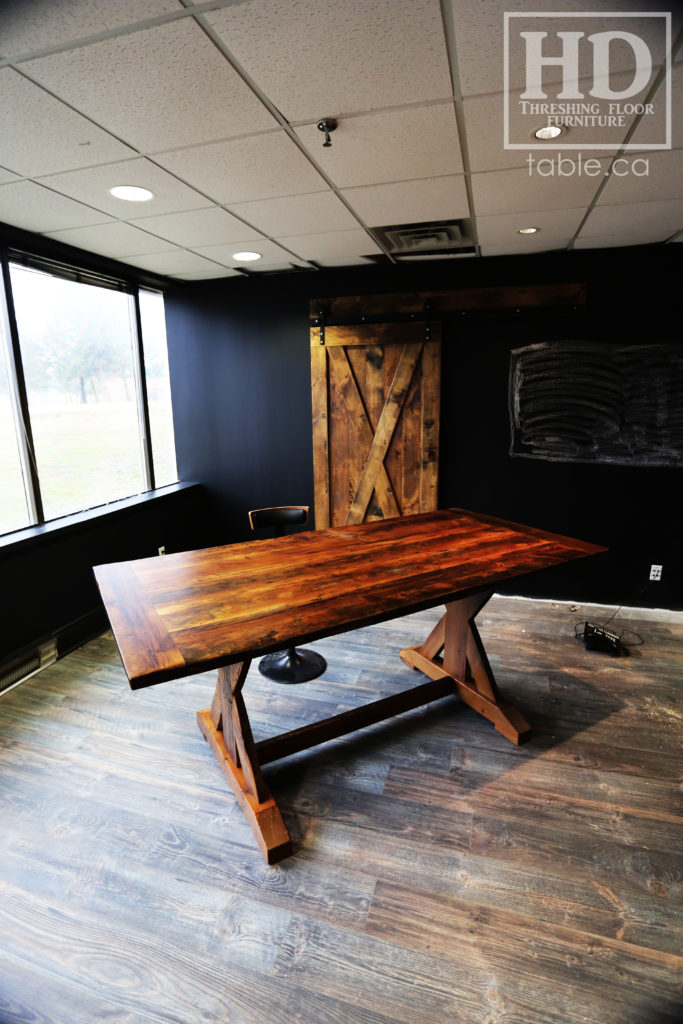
(0, 180, 113, 233)
(22, 19, 278, 152)
(341, 175, 469, 226)
(314, 256, 375, 268)
(155, 133, 327, 204)
(0, 166, 20, 185)
(206, 0, 452, 122)
(242, 260, 311, 273)
(446, 0, 506, 97)
(0, 68, 136, 177)
(44, 221, 172, 258)
(35, 158, 208, 218)
(572, 233, 663, 249)
(464, 94, 528, 174)
(598, 149, 683, 205)
(480, 237, 574, 257)
(476, 208, 586, 246)
(175, 268, 243, 280)
(193, 238, 300, 268)
(471, 160, 609, 217)
(448, 1, 673, 97)
(128, 206, 260, 247)
(464, 85, 635, 174)
(295, 105, 463, 189)
(578, 198, 683, 241)
(275, 229, 381, 261)
(629, 64, 683, 150)
(228, 192, 358, 237)
(0, 0, 183, 58)
(120, 250, 237, 278)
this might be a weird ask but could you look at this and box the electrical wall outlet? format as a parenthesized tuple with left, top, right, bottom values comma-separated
(649, 564, 662, 581)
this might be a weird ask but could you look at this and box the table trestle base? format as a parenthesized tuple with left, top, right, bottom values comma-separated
(197, 671, 459, 863)
(399, 589, 531, 745)
(197, 588, 530, 862)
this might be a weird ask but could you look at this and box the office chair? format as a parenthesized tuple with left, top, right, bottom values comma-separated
(248, 505, 327, 684)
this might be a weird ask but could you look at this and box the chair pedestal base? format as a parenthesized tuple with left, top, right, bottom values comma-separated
(258, 647, 327, 684)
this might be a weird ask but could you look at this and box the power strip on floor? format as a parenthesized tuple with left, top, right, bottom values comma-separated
(583, 621, 623, 655)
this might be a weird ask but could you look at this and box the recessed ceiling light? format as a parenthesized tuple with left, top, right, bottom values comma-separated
(109, 185, 155, 202)
(533, 124, 566, 140)
(232, 251, 262, 262)
(518, 227, 539, 235)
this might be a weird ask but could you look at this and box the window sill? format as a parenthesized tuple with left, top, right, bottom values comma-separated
(0, 482, 200, 557)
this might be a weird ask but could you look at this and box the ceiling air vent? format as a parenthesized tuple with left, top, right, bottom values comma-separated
(372, 219, 475, 260)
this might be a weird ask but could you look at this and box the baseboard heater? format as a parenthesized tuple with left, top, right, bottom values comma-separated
(0, 639, 58, 697)
(0, 608, 109, 699)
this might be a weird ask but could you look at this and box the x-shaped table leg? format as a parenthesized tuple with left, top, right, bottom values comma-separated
(400, 589, 531, 744)
(196, 661, 292, 863)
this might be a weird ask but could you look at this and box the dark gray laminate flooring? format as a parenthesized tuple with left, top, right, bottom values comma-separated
(1, 596, 681, 1024)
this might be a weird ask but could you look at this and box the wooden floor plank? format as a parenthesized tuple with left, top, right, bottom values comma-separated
(0, 956, 158, 1024)
(270, 914, 490, 1024)
(365, 879, 683, 1024)
(297, 814, 682, 956)
(0, 595, 681, 1024)
(0, 878, 392, 1024)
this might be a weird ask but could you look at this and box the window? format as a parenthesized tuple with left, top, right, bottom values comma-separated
(139, 288, 177, 488)
(0, 317, 30, 535)
(0, 250, 177, 539)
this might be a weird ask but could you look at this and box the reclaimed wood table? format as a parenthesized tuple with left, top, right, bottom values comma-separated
(93, 508, 605, 863)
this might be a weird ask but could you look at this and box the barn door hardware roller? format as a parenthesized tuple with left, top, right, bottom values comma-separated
(311, 308, 326, 344)
(424, 302, 432, 342)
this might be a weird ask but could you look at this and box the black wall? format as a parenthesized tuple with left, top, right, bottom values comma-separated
(0, 484, 209, 665)
(164, 244, 681, 610)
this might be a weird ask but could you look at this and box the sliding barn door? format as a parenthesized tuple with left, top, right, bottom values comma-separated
(310, 320, 440, 529)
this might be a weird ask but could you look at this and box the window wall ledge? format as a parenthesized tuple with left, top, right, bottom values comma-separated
(0, 482, 201, 557)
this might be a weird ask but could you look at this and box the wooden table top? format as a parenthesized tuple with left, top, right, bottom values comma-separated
(93, 508, 605, 690)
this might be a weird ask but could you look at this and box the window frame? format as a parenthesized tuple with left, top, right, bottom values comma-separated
(0, 243, 175, 539)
